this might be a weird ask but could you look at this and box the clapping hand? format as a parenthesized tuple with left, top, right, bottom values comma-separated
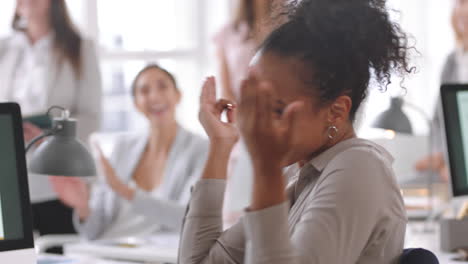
(95, 145, 135, 200)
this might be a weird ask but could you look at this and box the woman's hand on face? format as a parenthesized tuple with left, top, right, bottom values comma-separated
(199, 76, 239, 148)
(239, 76, 303, 211)
(23, 122, 43, 143)
(96, 145, 135, 200)
(49, 176, 90, 220)
(238, 76, 304, 170)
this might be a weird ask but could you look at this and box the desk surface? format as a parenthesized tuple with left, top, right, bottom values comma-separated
(62, 222, 466, 264)
(65, 243, 177, 264)
(38, 254, 139, 264)
(405, 222, 466, 263)
(63, 232, 179, 264)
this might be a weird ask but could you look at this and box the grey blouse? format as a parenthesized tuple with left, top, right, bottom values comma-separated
(179, 138, 407, 264)
(74, 126, 208, 240)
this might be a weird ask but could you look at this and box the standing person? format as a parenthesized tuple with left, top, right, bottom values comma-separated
(180, 0, 412, 263)
(51, 65, 208, 240)
(0, 0, 102, 235)
(214, 0, 287, 224)
(415, 0, 468, 182)
(214, 0, 285, 101)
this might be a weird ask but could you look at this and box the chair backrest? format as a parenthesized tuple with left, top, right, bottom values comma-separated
(400, 248, 439, 264)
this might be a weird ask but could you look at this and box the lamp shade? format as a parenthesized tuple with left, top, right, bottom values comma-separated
(29, 118, 96, 177)
(372, 97, 413, 134)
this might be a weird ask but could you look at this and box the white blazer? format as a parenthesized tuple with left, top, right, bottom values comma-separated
(74, 126, 209, 240)
(0, 32, 103, 203)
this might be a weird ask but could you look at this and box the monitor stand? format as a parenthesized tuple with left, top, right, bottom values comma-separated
(0, 248, 36, 264)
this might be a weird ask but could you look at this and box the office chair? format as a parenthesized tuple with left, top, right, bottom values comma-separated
(400, 248, 439, 264)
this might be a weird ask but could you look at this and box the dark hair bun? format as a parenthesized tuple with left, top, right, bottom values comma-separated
(263, 0, 414, 120)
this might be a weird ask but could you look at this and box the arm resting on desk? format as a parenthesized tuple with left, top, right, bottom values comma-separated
(129, 189, 186, 231)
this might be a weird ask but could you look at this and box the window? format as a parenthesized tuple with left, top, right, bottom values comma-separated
(0, 0, 229, 135)
(0, 0, 455, 135)
(82, 0, 229, 134)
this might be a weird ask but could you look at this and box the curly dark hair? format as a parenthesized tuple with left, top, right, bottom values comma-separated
(261, 0, 414, 121)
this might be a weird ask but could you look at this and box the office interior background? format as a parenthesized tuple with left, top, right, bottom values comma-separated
(0, 0, 455, 136)
(0, 0, 466, 263)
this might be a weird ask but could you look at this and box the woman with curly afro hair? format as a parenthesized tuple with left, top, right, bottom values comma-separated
(179, 0, 414, 263)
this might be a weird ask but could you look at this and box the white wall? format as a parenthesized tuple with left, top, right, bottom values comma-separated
(0, 0, 15, 36)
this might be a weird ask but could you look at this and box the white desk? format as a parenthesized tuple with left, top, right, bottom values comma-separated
(38, 254, 139, 264)
(65, 243, 177, 264)
(61, 222, 466, 264)
(405, 222, 467, 263)
(63, 233, 179, 264)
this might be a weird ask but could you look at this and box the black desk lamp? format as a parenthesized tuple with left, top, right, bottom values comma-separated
(25, 106, 96, 177)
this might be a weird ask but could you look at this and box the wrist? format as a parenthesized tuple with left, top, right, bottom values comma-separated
(253, 161, 282, 176)
(124, 186, 136, 200)
(201, 142, 233, 180)
(77, 205, 90, 221)
(250, 165, 286, 211)
(209, 141, 235, 158)
(250, 182, 287, 211)
(116, 183, 135, 200)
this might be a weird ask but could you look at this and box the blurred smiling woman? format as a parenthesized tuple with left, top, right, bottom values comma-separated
(0, 0, 102, 236)
(179, 0, 412, 263)
(52, 65, 208, 240)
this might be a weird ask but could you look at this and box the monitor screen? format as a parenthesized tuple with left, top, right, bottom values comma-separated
(442, 85, 468, 197)
(0, 103, 34, 261)
(0, 114, 25, 241)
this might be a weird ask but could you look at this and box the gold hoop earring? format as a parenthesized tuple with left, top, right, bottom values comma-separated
(327, 126, 339, 140)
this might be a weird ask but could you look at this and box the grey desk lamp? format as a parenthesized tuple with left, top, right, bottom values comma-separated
(25, 106, 96, 177)
(372, 97, 440, 227)
(372, 97, 413, 134)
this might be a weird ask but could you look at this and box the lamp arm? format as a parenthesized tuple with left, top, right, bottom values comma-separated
(403, 100, 441, 226)
(25, 131, 54, 153)
(47, 106, 69, 119)
(403, 101, 432, 128)
(25, 105, 68, 154)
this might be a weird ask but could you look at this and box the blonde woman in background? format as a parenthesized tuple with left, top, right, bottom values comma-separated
(0, 0, 102, 236)
(214, 0, 284, 100)
(415, 0, 468, 182)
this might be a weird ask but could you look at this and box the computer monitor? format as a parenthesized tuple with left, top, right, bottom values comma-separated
(0, 103, 35, 263)
(441, 84, 468, 198)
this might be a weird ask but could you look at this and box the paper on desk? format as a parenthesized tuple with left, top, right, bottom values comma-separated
(146, 232, 180, 249)
(37, 255, 77, 264)
(97, 232, 179, 249)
